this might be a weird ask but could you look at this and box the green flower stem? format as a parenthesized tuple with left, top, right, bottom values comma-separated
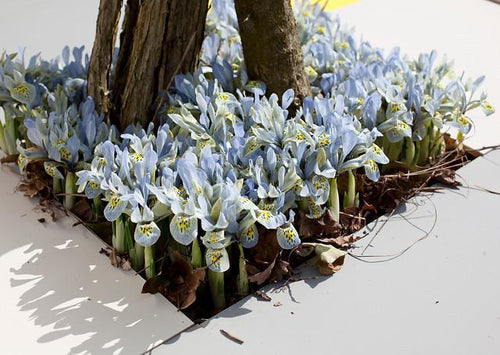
(402, 137, 415, 165)
(112, 216, 127, 254)
(4, 117, 18, 155)
(237, 243, 249, 297)
(130, 243, 145, 271)
(328, 177, 340, 222)
(92, 196, 102, 217)
(430, 133, 444, 158)
(412, 140, 421, 166)
(63, 171, 76, 210)
(0, 123, 8, 153)
(53, 177, 62, 198)
(343, 170, 356, 209)
(387, 140, 403, 162)
(418, 133, 430, 165)
(123, 216, 134, 252)
(208, 270, 226, 310)
(298, 198, 308, 211)
(191, 236, 202, 268)
(145, 246, 156, 279)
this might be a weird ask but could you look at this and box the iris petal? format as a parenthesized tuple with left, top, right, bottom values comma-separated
(206, 248, 230, 272)
(134, 221, 161, 247)
(169, 214, 198, 245)
(239, 224, 259, 248)
(103, 195, 127, 221)
(277, 224, 301, 250)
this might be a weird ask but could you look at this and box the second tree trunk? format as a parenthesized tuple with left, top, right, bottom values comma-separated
(234, 0, 311, 105)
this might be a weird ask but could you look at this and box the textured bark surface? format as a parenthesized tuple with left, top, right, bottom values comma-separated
(87, 0, 123, 116)
(234, 0, 311, 105)
(88, 0, 208, 130)
(110, 0, 139, 125)
(114, 0, 209, 129)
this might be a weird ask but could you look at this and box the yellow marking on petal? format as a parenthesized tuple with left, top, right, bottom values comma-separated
(282, 227, 296, 243)
(139, 224, 153, 236)
(248, 140, 260, 152)
(218, 93, 229, 101)
(397, 121, 409, 130)
(59, 147, 71, 161)
(89, 181, 99, 189)
(131, 153, 144, 162)
(295, 132, 305, 141)
(317, 133, 331, 148)
(257, 210, 272, 220)
(340, 42, 348, 49)
(357, 97, 364, 105)
(209, 250, 223, 267)
(313, 175, 328, 190)
(365, 160, 377, 172)
(176, 216, 190, 234)
(109, 195, 121, 209)
(306, 66, 317, 76)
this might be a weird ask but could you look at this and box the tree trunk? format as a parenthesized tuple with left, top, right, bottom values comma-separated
(234, 0, 311, 105)
(88, 0, 209, 130)
(87, 0, 123, 117)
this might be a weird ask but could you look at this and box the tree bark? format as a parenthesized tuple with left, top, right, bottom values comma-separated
(234, 0, 311, 105)
(88, 0, 209, 130)
(87, 0, 123, 116)
(113, 0, 208, 129)
(110, 0, 140, 125)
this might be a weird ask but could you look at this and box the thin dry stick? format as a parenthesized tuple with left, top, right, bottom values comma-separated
(350, 194, 438, 263)
(220, 329, 244, 345)
(359, 167, 437, 254)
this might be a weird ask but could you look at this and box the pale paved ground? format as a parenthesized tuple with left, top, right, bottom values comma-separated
(1, 0, 500, 354)
(0, 163, 192, 354)
(156, 148, 500, 354)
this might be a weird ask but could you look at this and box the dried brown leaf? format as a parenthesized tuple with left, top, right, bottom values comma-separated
(158, 251, 206, 310)
(253, 290, 272, 301)
(301, 243, 347, 275)
(248, 254, 277, 285)
(296, 210, 341, 239)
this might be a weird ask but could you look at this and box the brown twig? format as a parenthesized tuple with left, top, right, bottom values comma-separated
(219, 329, 244, 345)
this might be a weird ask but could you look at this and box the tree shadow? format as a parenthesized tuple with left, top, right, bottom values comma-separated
(1, 166, 190, 355)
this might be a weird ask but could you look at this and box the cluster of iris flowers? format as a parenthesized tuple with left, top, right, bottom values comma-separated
(0, 0, 493, 308)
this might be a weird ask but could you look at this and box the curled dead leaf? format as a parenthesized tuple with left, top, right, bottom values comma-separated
(299, 243, 347, 275)
(144, 251, 206, 310)
(253, 290, 272, 301)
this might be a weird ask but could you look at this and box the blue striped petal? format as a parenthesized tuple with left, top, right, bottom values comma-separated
(277, 224, 301, 250)
(169, 214, 197, 245)
(103, 195, 127, 221)
(363, 160, 380, 182)
(134, 221, 161, 247)
(239, 224, 259, 249)
(206, 248, 230, 272)
(44, 161, 64, 180)
(10, 83, 36, 107)
(84, 179, 101, 199)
